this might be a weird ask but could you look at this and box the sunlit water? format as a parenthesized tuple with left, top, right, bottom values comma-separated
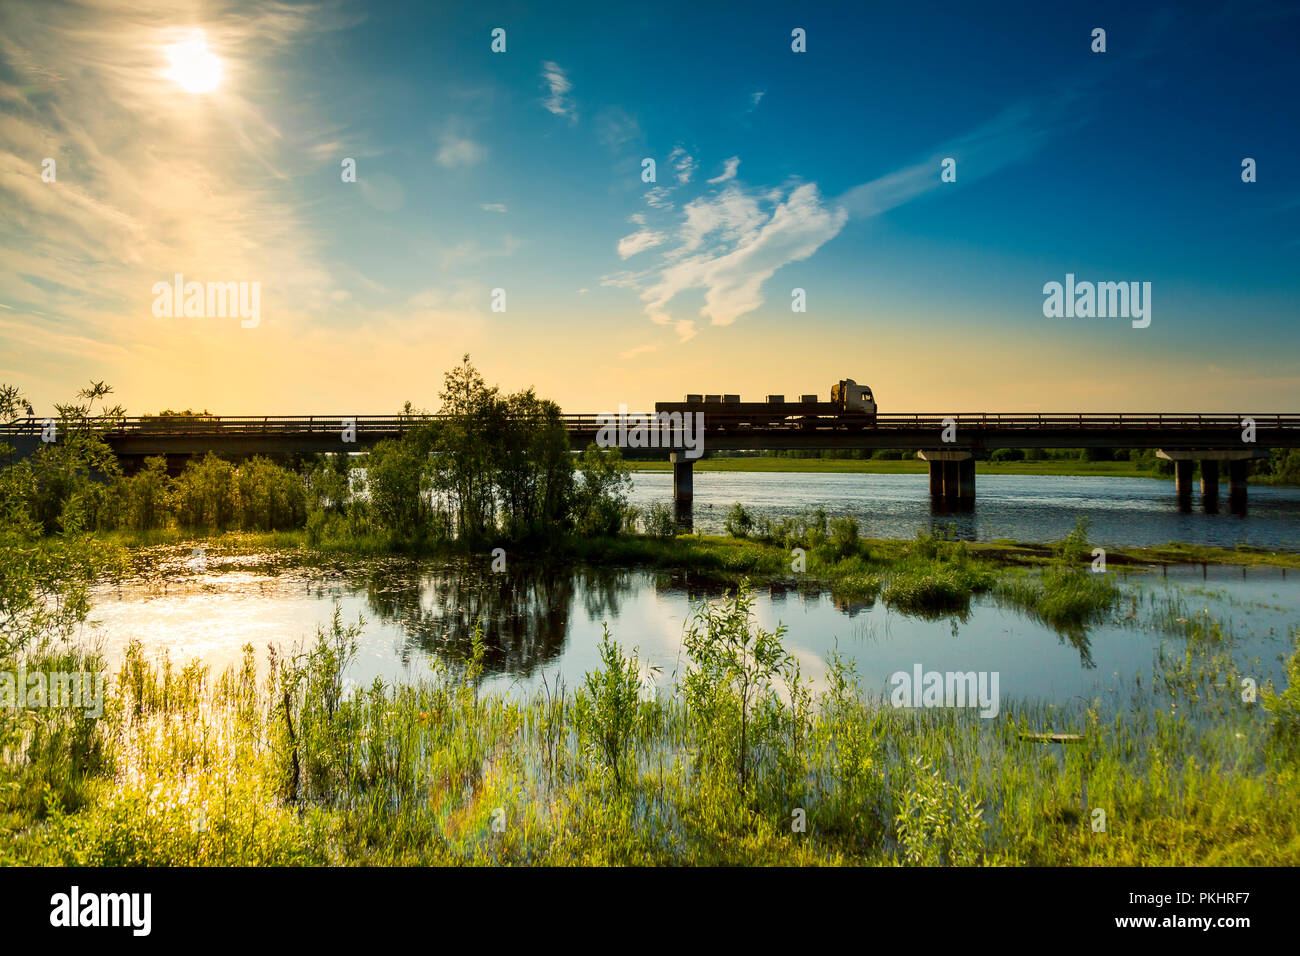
(627, 472, 1300, 549)
(82, 552, 1299, 711)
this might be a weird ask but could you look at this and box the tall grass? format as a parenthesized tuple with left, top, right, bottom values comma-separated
(4, 588, 1297, 866)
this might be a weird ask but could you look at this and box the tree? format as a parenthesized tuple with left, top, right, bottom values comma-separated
(429, 355, 500, 539)
(573, 445, 632, 537)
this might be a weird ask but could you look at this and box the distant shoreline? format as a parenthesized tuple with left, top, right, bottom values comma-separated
(625, 458, 1174, 479)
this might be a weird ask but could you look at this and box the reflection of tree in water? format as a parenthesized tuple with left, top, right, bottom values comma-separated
(358, 563, 634, 680)
(1051, 624, 1095, 670)
(573, 565, 633, 621)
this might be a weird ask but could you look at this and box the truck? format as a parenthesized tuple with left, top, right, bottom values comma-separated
(653, 378, 877, 430)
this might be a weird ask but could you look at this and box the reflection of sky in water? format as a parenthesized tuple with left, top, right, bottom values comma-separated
(627, 472, 1300, 550)
(83, 557, 1299, 709)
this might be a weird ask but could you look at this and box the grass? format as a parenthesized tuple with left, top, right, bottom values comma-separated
(4, 589, 1298, 866)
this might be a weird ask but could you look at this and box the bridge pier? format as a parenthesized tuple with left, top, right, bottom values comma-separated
(1200, 460, 1220, 512)
(1173, 459, 1195, 510)
(1158, 449, 1263, 514)
(1228, 459, 1248, 514)
(918, 451, 974, 510)
(671, 452, 693, 531)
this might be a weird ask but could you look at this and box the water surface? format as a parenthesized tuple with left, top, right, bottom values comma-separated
(85, 554, 1299, 712)
(628, 472, 1300, 549)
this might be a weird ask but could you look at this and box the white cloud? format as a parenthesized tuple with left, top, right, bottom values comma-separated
(541, 61, 576, 119)
(838, 102, 1064, 217)
(669, 145, 697, 184)
(750, 90, 765, 108)
(605, 181, 847, 337)
(707, 156, 740, 184)
(437, 133, 486, 167)
(480, 202, 507, 213)
(0, 1, 344, 361)
(619, 343, 659, 360)
(617, 229, 667, 259)
(644, 186, 673, 209)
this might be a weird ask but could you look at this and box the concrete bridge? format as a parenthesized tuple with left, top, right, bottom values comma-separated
(2, 412, 1296, 527)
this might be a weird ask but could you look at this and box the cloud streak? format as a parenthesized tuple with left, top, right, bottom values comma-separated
(541, 61, 576, 120)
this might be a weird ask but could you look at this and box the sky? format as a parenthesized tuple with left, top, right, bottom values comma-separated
(1, 0, 1298, 416)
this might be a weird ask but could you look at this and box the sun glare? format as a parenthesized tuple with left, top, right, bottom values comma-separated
(164, 30, 222, 93)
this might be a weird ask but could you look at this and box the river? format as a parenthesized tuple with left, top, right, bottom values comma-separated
(627, 471, 1300, 549)
(74, 473, 1300, 712)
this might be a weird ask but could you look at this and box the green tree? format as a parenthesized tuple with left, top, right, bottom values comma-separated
(573, 445, 632, 537)
(428, 355, 500, 539)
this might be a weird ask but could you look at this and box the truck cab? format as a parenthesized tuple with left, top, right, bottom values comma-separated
(832, 379, 877, 416)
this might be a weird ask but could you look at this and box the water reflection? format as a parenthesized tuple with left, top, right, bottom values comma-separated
(87, 553, 1298, 707)
(357, 563, 579, 677)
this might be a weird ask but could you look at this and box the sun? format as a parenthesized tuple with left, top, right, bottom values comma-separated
(164, 30, 223, 94)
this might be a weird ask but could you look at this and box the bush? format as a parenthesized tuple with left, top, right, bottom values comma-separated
(574, 628, 650, 787)
(171, 453, 237, 530)
(724, 502, 754, 538)
(573, 445, 633, 537)
(1057, 516, 1093, 567)
(1263, 629, 1300, 753)
(827, 515, 862, 559)
(989, 448, 1024, 462)
(642, 502, 677, 539)
(894, 756, 984, 866)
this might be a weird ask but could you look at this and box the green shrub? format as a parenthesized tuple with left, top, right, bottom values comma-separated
(642, 502, 677, 538)
(724, 502, 754, 538)
(894, 756, 984, 865)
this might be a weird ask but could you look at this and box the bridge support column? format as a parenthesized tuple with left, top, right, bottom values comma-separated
(1159, 449, 1261, 515)
(956, 456, 975, 506)
(941, 460, 960, 506)
(1228, 459, 1248, 514)
(1173, 459, 1194, 510)
(671, 452, 693, 532)
(928, 459, 944, 501)
(1199, 459, 1219, 511)
(918, 450, 975, 511)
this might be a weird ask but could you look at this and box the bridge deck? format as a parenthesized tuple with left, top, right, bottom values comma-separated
(2, 413, 1296, 459)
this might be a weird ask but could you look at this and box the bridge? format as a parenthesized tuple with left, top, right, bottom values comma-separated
(2, 412, 1296, 527)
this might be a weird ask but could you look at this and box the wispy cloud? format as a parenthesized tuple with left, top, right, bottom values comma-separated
(541, 61, 576, 120)
(435, 236, 522, 270)
(437, 132, 487, 167)
(595, 105, 640, 152)
(605, 180, 847, 340)
(619, 343, 659, 360)
(644, 186, 673, 209)
(0, 0, 346, 351)
(669, 145, 697, 184)
(606, 91, 1083, 346)
(479, 202, 507, 213)
(707, 156, 740, 184)
(616, 229, 667, 259)
(839, 99, 1076, 217)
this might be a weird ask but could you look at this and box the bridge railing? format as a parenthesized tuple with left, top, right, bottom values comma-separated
(0, 413, 1297, 438)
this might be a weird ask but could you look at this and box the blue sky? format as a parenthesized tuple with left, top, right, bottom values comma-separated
(1, 0, 1297, 413)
